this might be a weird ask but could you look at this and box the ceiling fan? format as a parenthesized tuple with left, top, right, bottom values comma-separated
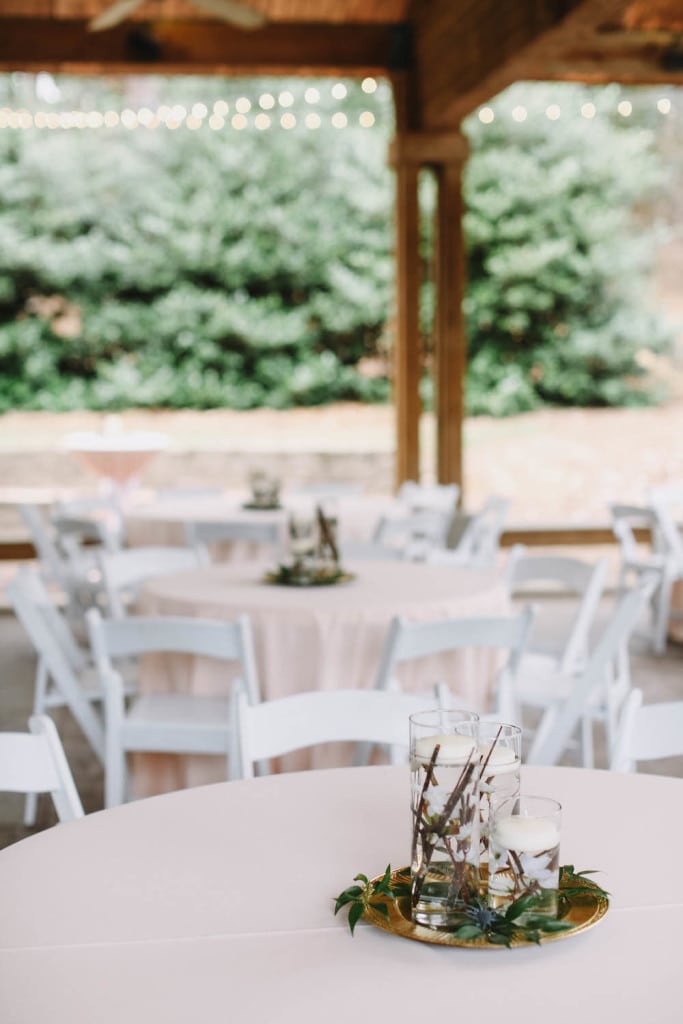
(88, 0, 267, 33)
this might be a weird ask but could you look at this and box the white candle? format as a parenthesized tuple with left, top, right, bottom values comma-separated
(414, 733, 476, 765)
(478, 743, 520, 775)
(492, 815, 560, 853)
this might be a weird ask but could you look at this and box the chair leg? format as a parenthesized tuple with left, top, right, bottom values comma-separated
(24, 659, 49, 826)
(652, 577, 671, 655)
(579, 715, 594, 769)
(527, 705, 560, 764)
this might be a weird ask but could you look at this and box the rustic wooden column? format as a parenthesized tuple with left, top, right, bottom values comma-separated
(392, 156, 421, 486)
(433, 133, 469, 489)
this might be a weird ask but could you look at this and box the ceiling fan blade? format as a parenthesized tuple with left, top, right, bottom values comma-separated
(88, 0, 144, 32)
(190, 0, 267, 30)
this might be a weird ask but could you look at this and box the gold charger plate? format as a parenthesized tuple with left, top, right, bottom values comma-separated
(263, 569, 356, 588)
(242, 502, 282, 511)
(363, 867, 609, 949)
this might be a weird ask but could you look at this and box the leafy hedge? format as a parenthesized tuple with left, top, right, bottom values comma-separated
(0, 75, 673, 414)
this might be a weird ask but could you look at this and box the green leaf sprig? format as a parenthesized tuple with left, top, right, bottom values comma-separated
(333, 864, 411, 935)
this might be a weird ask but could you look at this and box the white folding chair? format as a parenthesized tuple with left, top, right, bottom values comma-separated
(338, 540, 403, 562)
(505, 547, 609, 765)
(426, 496, 510, 569)
(6, 568, 107, 784)
(526, 578, 657, 767)
(19, 502, 108, 625)
(609, 502, 681, 654)
(397, 481, 460, 514)
(372, 509, 452, 560)
(184, 519, 285, 564)
(98, 545, 205, 618)
(231, 686, 447, 780)
(86, 607, 260, 806)
(610, 688, 683, 773)
(0, 715, 84, 823)
(372, 608, 535, 726)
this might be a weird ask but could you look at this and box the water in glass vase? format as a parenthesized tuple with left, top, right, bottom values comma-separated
(488, 811, 561, 920)
(477, 724, 522, 867)
(410, 744, 480, 929)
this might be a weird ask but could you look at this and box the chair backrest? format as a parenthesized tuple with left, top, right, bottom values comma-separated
(610, 688, 683, 772)
(86, 607, 260, 706)
(609, 503, 661, 563)
(649, 499, 683, 562)
(231, 686, 446, 779)
(451, 496, 510, 568)
(6, 568, 106, 760)
(98, 546, 204, 618)
(527, 578, 657, 766)
(373, 607, 534, 724)
(0, 715, 84, 822)
(184, 519, 285, 562)
(18, 503, 68, 583)
(372, 510, 451, 556)
(397, 481, 460, 514)
(339, 541, 403, 562)
(506, 547, 609, 673)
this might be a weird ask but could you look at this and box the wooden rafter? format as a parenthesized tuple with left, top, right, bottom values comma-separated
(0, 17, 404, 75)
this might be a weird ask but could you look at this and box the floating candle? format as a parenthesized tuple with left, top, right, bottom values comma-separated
(492, 815, 560, 853)
(414, 733, 476, 765)
(478, 743, 520, 775)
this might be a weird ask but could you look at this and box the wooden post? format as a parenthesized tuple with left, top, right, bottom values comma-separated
(393, 157, 421, 487)
(433, 137, 468, 491)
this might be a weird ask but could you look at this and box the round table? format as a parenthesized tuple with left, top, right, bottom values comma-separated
(135, 559, 510, 792)
(0, 764, 679, 1024)
(125, 491, 399, 550)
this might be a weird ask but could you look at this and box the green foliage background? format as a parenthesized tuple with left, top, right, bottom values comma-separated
(0, 75, 675, 415)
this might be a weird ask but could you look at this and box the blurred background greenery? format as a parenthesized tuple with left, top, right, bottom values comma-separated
(0, 74, 677, 415)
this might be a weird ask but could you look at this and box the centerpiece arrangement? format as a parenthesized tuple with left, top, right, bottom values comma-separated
(333, 709, 608, 949)
(265, 505, 355, 587)
(243, 469, 282, 510)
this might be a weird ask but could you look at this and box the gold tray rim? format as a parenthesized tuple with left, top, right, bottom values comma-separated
(241, 501, 283, 511)
(363, 867, 609, 950)
(263, 569, 356, 588)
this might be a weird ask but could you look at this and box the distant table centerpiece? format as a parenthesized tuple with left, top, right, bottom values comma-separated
(265, 505, 354, 587)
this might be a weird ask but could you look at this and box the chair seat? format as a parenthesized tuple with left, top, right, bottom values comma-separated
(516, 654, 603, 712)
(121, 694, 231, 753)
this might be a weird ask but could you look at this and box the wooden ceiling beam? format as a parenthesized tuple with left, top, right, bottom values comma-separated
(412, 0, 636, 126)
(0, 17, 405, 75)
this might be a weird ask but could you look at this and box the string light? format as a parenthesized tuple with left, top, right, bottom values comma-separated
(331, 83, 347, 100)
(304, 87, 320, 104)
(581, 102, 596, 119)
(361, 77, 377, 94)
(359, 111, 375, 127)
(191, 102, 208, 119)
(231, 113, 247, 130)
(617, 100, 632, 117)
(278, 90, 294, 107)
(331, 111, 347, 128)
(545, 104, 561, 120)
(258, 93, 275, 110)
(208, 113, 224, 130)
(478, 106, 494, 124)
(280, 112, 296, 129)
(213, 100, 229, 117)
(254, 112, 271, 129)
(657, 97, 671, 114)
(137, 107, 154, 126)
(305, 112, 321, 129)
(186, 115, 202, 130)
(235, 97, 251, 113)
(511, 105, 527, 122)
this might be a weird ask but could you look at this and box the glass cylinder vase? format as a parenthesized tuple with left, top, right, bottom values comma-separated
(488, 794, 562, 920)
(409, 709, 480, 929)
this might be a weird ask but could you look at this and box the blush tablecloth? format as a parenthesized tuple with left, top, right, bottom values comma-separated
(0, 764, 680, 1024)
(135, 560, 510, 793)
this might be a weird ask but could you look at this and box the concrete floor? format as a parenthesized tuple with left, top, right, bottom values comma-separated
(0, 593, 681, 850)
